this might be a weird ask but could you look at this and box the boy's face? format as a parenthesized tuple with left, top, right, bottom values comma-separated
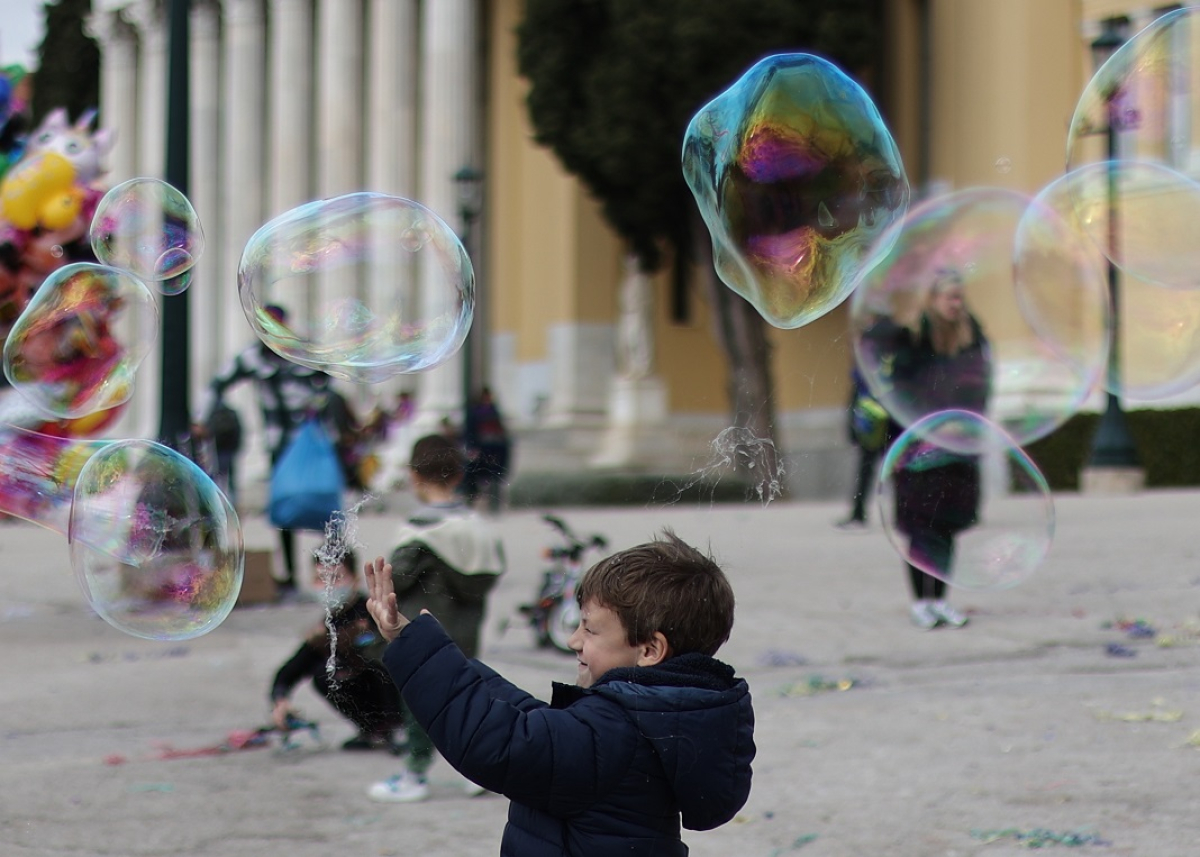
(568, 599, 645, 688)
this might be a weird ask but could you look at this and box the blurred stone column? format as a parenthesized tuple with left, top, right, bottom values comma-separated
(124, 0, 167, 438)
(313, 0, 364, 349)
(416, 0, 481, 425)
(221, 0, 266, 358)
(365, 0, 418, 407)
(592, 254, 669, 469)
(268, 0, 313, 216)
(188, 0, 222, 396)
(86, 8, 138, 183)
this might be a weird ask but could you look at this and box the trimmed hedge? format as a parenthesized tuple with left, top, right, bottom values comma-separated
(1021, 407, 1200, 491)
(508, 472, 754, 508)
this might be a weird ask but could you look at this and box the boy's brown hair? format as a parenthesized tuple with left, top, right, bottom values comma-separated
(576, 529, 734, 657)
(409, 434, 463, 484)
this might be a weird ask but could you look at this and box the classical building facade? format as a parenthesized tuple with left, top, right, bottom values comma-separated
(83, 0, 1184, 499)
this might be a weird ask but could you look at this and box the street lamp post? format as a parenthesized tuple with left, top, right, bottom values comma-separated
(1084, 19, 1142, 480)
(453, 166, 484, 429)
(159, 0, 191, 451)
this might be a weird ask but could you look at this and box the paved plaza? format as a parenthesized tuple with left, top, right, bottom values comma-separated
(2, 488, 1199, 856)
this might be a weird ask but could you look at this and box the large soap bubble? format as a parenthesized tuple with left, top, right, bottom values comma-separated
(683, 52, 909, 330)
(2, 262, 158, 419)
(70, 440, 243, 640)
(1066, 8, 1200, 289)
(1018, 169, 1200, 402)
(852, 188, 1108, 453)
(877, 410, 1054, 591)
(0, 424, 243, 640)
(89, 177, 204, 294)
(238, 192, 474, 382)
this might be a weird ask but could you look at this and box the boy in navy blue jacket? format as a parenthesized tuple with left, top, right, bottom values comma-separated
(363, 531, 755, 857)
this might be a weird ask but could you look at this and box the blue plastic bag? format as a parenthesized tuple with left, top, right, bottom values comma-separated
(268, 418, 344, 531)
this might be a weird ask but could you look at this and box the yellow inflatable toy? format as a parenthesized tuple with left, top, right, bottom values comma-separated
(0, 151, 84, 231)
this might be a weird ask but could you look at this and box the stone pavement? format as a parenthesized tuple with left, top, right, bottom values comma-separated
(1, 489, 1199, 856)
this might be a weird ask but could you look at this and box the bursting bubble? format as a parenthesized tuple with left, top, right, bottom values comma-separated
(90, 178, 204, 293)
(238, 192, 474, 382)
(3, 263, 158, 419)
(877, 410, 1054, 591)
(1065, 8, 1200, 289)
(69, 439, 243, 640)
(852, 187, 1107, 453)
(683, 53, 909, 330)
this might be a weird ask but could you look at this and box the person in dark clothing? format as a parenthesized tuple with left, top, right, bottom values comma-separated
(880, 268, 991, 630)
(363, 530, 755, 856)
(269, 550, 405, 750)
(837, 366, 891, 529)
(366, 434, 505, 802)
(195, 304, 322, 597)
(462, 386, 511, 513)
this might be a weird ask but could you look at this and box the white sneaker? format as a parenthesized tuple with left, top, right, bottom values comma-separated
(367, 771, 430, 803)
(931, 600, 968, 628)
(910, 600, 939, 630)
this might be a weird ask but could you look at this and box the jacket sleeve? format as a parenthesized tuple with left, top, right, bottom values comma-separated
(383, 615, 635, 816)
(270, 642, 321, 702)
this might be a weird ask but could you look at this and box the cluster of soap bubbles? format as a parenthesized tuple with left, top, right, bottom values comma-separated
(0, 175, 241, 640)
(682, 23, 1200, 591)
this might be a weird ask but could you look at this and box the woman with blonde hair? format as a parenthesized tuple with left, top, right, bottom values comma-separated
(885, 268, 991, 629)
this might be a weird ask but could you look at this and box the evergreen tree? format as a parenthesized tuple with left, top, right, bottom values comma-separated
(30, 0, 100, 126)
(518, 0, 884, 486)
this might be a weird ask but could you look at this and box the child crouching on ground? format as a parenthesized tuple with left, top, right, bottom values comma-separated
(364, 530, 755, 857)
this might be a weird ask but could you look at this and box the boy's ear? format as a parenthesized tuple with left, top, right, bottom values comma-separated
(636, 631, 671, 667)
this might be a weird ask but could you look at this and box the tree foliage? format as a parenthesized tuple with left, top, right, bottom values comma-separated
(517, 0, 883, 276)
(31, 0, 100, 126)
(517, 1, 886, 489)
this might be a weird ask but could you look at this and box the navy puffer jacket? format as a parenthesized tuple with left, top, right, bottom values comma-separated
(383, 615, 755, 856)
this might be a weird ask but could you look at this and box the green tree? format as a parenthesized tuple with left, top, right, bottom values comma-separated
(517, 0, 884, 487)
(30, 0, 100, 126)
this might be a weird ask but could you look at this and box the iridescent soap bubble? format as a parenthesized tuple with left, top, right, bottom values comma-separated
(1066, 8, 1200, 289)
(683, 53, 909, 330)
(1024, 168, 1200, 401)
(238, 192, 474, 382)
(877, 410, 1054, 591)
(69, 439, 243, 640)
(2, 263, 158, 419)
(90, 178, 204, 294)
(852, 187, 1107, 453)
(1013, 175, 1112, 380)
(1112, 267, 1200, 400)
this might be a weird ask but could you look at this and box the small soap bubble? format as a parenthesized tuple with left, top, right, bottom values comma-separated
(69, 440, 244, 641)
(852, 187, 1107, 452)
(683, 53, 909, 330)
(994, 157, 1013, 174)
(877, 410, 1054, 591)
(90, 178, 204, 293)
(238, 192, 474, 382)
(2, 263, 158, 419)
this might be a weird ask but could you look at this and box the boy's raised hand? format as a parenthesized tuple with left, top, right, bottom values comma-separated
(365, 556, 410, 642)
